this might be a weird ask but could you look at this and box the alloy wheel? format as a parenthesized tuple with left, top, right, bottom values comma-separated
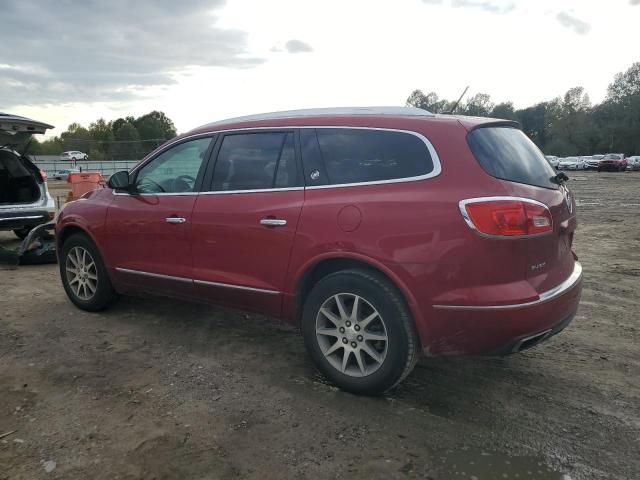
(315, 293, 389, 377)
(65, 246, 98, 300)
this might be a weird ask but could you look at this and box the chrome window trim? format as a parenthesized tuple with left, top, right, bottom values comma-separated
(112, 190, 198, 197)
(112, 187, 304, 197)
(114, 267, 280, 295)
(432, 261, 582, 311)
(199, 186, 304, 196)
(458, 196, 553, 239)
(116, 126, 441, 196)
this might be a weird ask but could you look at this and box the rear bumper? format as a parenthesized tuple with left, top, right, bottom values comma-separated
(0, 210, 54, 231)
(425, 262, 583, 355)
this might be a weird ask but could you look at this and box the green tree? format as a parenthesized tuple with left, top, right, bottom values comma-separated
(113, 122, 143, 160)
(459, 93, 494, 117)
(406, 90, 450, 113)
(134, 111, 177, 141)
(607, 62, 640, 103)
(60, 123, 91, 153)
(491, 102, 517, 120)
(88, 118, 115, 159)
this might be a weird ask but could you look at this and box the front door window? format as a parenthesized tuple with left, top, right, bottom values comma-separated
(135, 137, 211, 194)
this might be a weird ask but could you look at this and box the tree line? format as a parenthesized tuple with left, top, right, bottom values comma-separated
(30, 111, 177, 160)
(407, 62, 640, 156)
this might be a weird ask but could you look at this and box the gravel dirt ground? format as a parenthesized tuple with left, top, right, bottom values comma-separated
(1, 173, 638, 480)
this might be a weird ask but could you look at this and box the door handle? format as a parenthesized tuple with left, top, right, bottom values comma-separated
(166, 217, 187, 224)
(260, 218, 287, 227)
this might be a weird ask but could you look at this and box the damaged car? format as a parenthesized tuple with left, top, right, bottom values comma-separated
(0, 113, 56, 239)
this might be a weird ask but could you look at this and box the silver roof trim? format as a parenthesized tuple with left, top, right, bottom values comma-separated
(199, 106, 434, 128)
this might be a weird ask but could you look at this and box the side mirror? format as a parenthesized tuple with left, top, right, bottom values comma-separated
(108, 171, 131, 191)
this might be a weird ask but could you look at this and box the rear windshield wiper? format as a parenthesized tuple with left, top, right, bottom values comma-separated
(550, 172, 569, 185)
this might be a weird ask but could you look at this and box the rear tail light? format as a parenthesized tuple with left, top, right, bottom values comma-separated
(39, 169, 47, 182)
(460, 197, 553, 237)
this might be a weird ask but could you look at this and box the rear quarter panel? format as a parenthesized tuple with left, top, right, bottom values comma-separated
(284, 118, 536, 346)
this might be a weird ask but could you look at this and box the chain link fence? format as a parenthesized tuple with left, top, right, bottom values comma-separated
(31, 156, 140, 178)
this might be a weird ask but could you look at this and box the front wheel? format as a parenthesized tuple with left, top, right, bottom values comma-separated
(59, 233, 118, 311)
(301, 269, 419, 395)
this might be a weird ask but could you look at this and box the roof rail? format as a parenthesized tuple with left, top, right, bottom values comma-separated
(201, 106, 434, 128)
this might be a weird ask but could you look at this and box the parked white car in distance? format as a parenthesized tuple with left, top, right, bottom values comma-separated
(558, 157, 587, 170)
(60, 151, 88, 161)
(52, 167, 81, 180)
(626, 156, 640, 171)
(545, 155, 560, 169)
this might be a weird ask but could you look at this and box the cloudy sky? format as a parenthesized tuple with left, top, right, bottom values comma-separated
(2, 0, 639, 137)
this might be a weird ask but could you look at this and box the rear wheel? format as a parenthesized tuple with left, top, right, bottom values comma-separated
(59, 233, 118, 311)
(301, 269, 419, 395)
(13, 227, 31, 240)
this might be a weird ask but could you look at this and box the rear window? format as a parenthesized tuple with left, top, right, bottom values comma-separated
(467, 127, 557, 189)
(314, 128, 433, 185)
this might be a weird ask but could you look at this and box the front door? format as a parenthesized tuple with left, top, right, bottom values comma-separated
(105, 136, 213, 298)
(191, 130, 303, 316)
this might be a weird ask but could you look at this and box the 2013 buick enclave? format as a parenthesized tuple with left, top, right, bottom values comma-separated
(56, 107, 583, 394)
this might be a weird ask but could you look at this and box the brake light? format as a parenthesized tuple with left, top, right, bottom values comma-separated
(39, 169, 47, 182)
(460, 198, 553, 237)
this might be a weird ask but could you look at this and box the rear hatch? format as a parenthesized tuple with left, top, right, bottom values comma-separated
(464, 123, 576, 294)
(0, 113, 54, 150)
(0, 114, 54, 207)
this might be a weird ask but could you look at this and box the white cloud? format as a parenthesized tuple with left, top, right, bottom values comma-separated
(7, 0, 640, 137)
(556, 11, 591, 35)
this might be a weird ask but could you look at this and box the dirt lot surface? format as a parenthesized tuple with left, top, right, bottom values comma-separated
(1, 173, 639, 479)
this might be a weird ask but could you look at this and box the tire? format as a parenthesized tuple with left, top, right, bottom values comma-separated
(13, 227, 31, 240)
(59, 233, 118, 311)
(301, 269, 419, 395)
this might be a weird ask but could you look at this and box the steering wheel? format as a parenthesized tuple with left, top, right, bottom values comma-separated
(136, 176, 165, 193)
(175, 175, 197, 191)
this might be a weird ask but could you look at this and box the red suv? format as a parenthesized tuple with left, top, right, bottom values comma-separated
(598, 153, 627, 172)
(56, 107, 582, 394)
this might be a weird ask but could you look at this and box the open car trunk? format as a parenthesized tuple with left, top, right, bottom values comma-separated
(0, 113, 53, 206)
(0, 149, 41, 205)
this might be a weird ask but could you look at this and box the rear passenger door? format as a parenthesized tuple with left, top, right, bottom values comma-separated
(190, 130, 304, 317)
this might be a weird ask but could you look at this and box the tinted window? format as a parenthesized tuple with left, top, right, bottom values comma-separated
(467, 127, 557, 189)
(135, 137, 211, 193)
(315, 129, 433, 185)
(212, 132, 297, 191)
(300, 129, 330, 186)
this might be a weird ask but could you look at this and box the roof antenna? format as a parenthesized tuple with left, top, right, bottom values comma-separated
(444, 86, 469, 114)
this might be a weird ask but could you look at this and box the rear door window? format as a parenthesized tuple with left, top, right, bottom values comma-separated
(313, 128, 434, 185)
(467, 127, 557, 189)
(211, 132, 298, 191)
